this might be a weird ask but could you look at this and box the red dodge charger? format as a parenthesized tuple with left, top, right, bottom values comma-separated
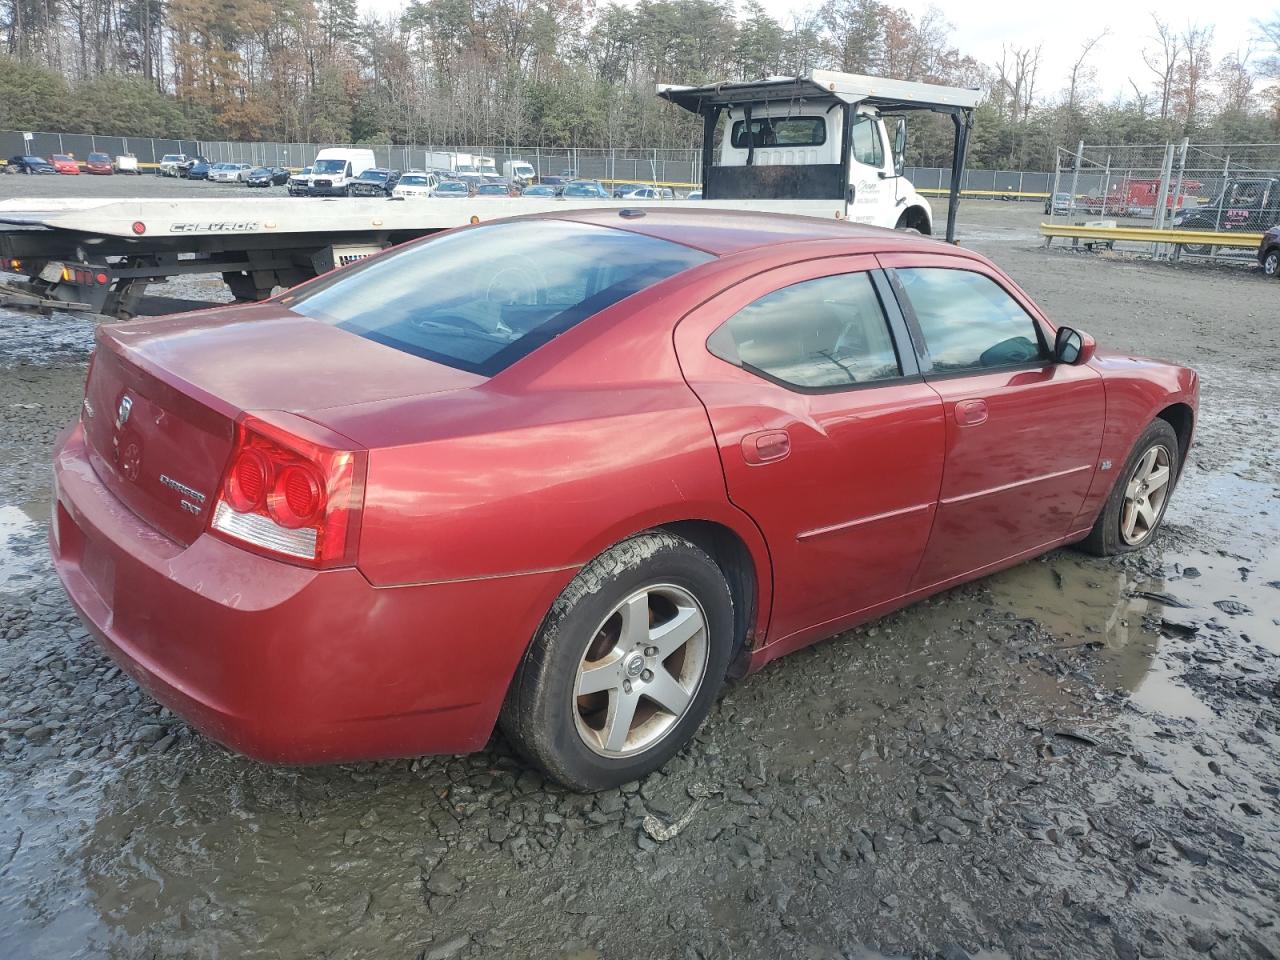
(51, 209, 1198, 790)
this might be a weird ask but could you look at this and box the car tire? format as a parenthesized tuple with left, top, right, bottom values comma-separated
(1263, 249, 1279, 278)
(1078, 418, 1181, 556)
(500, 530, 735, 792)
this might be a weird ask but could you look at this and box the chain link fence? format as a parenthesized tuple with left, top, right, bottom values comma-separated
(1045, 140, 1280, 233)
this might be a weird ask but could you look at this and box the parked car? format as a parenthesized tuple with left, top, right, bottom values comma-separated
(1259, 226, 1280, 278)
(522, 184, 559, 197)
(209, 162, 253, 183)
(431, 179, 473, 198)
(475, 181, 518, 197)
(246, 166, 290, 187)
(349, 168, 402, 198)
(49, 154, 81, 175)
(562, 180, 610, 199)
(157, 154, 189, 177)
(288, 166, 315, 196)
(186, 160, 212, 180)
(685, 190, 702, 200)
(618, 186, 666, 200)
(391, 171, 439, 198)
(51, 209, 1198, 791)
(539, 175, 569, 190)
(1044, 192, 1074, 215)
(7, 155, 56, 174)
(114, 154, 139, 175)
(177, 156, 208, 178)
(612, 182, 645, 198)
(84, 152, 114, 175)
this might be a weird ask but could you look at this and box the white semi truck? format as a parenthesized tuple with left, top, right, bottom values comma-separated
(0, 71, 978, 318)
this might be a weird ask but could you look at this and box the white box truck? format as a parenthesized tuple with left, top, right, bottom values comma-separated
(308, 148, 377, 196)
(503, 159, 536, 185)
(424, 151, 479, 175)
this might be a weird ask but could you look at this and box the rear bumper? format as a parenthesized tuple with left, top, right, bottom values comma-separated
(51, 419, 571, 764)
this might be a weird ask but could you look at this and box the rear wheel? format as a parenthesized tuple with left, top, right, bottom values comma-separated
(1079, 419, 1180, 556)
(500, 531, 734, 791)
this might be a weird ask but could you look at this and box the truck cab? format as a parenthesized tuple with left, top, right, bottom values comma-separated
(659, 70, 979, 239)
(716, 102, 930, 232)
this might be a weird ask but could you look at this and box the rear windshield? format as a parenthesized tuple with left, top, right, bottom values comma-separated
(731, 117, 826, 148)
(400, 175, 431, 185)
(284, 220, 712, 376)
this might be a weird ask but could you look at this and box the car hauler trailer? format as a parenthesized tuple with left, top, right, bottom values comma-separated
(0, 71, 979, 319)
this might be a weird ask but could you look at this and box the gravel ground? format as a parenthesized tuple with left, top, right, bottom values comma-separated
(0, 198, 1278, 960)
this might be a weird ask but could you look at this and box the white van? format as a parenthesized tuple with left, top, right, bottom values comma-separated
(308, 148, 377, 196)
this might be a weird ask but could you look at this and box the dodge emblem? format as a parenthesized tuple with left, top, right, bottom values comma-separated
(116, 395, 133, 428)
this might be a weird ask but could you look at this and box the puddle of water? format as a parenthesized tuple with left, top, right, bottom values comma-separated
(0, 501, 49, 591)
(0, 309, 96, 365)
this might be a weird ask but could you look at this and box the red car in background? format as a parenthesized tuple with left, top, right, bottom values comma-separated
(84, 152, 114, 175)
(50, 210, 1198, 791)
(50, 154, 80, 174)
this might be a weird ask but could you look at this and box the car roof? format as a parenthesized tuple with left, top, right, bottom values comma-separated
(546, 207, 966, 258)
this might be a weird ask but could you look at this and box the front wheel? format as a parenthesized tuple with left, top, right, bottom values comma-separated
(1263, 249, 1279, 278)
(500, 531, 734, 791)
(1079, 419, 1180, 556)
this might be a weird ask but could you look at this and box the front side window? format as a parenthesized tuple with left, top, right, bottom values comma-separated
(851, 117, 884, 168)
(285, 220, 712, 376)
(731, 117, 827, 149)
(708, 272, 901, 389)
(895, 268, 1046, 372)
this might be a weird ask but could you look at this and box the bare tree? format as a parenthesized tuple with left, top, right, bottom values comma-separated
(1066, 29, 1108, 112)
(1143, 13, 1181, 120)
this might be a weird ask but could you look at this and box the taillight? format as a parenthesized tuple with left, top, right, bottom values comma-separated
(210, 414, 366, 568)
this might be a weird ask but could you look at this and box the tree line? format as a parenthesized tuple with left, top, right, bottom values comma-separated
(1, 0, 1278, 169)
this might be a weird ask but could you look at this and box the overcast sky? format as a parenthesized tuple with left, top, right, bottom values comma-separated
(766, 0, 1268, 101)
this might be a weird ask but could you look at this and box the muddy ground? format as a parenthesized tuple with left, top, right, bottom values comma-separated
(0, 199, 1277, 960)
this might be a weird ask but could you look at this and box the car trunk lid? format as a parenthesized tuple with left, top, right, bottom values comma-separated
(83, 306, 483, 545)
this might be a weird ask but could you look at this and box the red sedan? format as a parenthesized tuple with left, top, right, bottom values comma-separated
(50, 153, 80, 174)
(84, 152, 114, 175)
(50, 210, 1197, 790)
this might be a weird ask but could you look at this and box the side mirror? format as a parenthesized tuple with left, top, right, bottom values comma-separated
(1054, 326, 1096, 365)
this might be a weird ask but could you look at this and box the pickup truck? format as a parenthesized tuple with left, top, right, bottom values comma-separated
(1172, 178, 1280, 238)
(157, 154, 188, 177)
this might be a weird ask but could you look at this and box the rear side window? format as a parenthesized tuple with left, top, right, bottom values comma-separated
(285, 220, 712, 376)
(731, 117, 826, 149)
(708, 273, 901, 389)
(896, 268, 1046, 372)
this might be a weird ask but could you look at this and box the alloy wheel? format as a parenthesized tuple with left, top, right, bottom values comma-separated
(1120, 444, 1173, 545)
(572, 584, 709, 758)
(1265, 252, 1279, 277)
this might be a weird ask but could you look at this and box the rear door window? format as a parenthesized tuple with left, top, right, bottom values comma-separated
(708, 272, 901, 389)
(895, 268, 1047, 372)
(284, 220, 712, 376)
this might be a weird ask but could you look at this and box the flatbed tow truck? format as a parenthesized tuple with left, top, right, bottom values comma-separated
(0, 71, 979, 319)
